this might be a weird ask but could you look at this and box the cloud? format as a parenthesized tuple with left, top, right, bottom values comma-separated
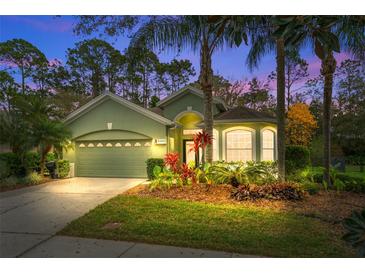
(10, 16, 73, 33)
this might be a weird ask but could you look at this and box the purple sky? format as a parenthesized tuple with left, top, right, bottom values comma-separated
(0, 15, 351, 90)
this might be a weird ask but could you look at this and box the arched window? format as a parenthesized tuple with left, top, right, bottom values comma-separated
(226, 130, 253, 162)
(261, 129, 275, 161)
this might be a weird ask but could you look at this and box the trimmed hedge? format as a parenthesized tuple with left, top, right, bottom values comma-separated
(285, 145, 310, 175)
(146, 158, 164, 180)
(57, 160, 70, 178)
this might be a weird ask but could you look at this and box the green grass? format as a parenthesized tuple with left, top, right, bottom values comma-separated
(60, 195, 354, 257)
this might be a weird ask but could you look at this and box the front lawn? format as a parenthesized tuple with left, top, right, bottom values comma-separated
(60, 194, 354, 257)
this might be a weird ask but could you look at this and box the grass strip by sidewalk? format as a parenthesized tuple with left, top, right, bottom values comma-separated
(60, 195, 353, 257)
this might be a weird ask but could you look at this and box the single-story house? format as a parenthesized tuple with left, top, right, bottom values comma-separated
(63, 85, 277, 178)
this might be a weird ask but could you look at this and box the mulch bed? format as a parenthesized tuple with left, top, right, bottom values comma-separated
(125, 184, 365, 227)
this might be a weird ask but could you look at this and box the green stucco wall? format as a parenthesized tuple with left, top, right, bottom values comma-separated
(63, 97, 168, 177)
(161, 92, 221, 121)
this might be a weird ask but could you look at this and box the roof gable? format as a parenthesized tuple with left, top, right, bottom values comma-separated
(156, 85, 226, 109)
(64, 92, 173, 125)
(213, 106, 276, 123)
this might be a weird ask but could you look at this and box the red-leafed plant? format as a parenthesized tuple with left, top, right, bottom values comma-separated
(189, 130, 213, 167)
(164, 152, 180, 173)
(180, 163, 196, 184)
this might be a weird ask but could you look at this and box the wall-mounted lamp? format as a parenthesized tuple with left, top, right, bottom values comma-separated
(155, 138, 167, 145)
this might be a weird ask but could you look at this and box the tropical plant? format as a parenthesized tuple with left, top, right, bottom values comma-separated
(244, 161, 278, 184)
(274, 15, 365, 186)
(343, 208, 365, 257)
(190, 130, 213, 167)
(163, 152, 180, 173)
(129, 15, 253, 163)
(231, 15, 288, 182)
(231, 182, 305, 201)
(208, 163, 247, 187)
(149, 166, 183, 191)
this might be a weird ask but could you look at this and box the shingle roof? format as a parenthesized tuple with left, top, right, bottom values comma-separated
(214, 106, 276, 123)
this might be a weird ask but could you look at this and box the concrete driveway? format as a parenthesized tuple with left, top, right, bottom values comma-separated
(0, 177, 144, 257)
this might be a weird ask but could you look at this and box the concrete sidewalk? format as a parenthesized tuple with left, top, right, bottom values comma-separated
(20, 235, 259, 258)
(0, 177, 144, 257)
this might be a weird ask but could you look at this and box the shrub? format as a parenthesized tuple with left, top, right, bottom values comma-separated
(146, 158, 164, 180)
(342, 208, 365, 257)
(23, 171, 43, 185)
(337, 174, 365, 193)
(285, 145, 310, 175)
(0, 152, 42, 178)
(0, 152, 23, 177)
(208, 161, 278, 187)
(0, 158, 9, 179)
(57, 160, 70, 178)
(24, 152, 40, 172)
(46, 152, 56, 162)
(0, 175, 20, 187)
(149, 167, 183, 191)
(301, 182, 320, 195)
(231, 182, 305, 201)
(208, 163, 247, 187)
(309, 169, 365, 193)
(244, 161, 278, 184)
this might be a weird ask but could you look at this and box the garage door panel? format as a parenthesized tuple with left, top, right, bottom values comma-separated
(76, 141, 152, 178)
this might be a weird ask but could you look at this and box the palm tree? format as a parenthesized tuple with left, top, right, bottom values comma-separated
(275, 16, 365, 185)
(32, 119, 70, 175)
(129, 16, 251, 163)
(243, 16, 287, 181)
(15, 94, 71, 175)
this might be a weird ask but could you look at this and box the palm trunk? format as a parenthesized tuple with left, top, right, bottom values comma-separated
(276, 38, 286, 182)
(199, 40, 214, 164)
(321, 52, 336, 186)
(21, 66, 25, 94)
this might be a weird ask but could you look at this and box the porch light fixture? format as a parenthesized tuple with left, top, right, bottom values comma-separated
(155, 138, 167, 145)
(107, 122, 112, 130)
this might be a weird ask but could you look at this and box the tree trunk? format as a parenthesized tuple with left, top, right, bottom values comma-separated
(286, 63, 291, 111)
(321, 52, 337, 186)
(21, 66, 25, 94)
(199, 40, 214, 164)
(276, 38, 286, 182)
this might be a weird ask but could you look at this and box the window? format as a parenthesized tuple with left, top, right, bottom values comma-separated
(262, 129, 275, 161)
(226, 130, 253, 162)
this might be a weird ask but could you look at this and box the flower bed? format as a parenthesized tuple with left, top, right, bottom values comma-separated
(126, 184, 365, 226)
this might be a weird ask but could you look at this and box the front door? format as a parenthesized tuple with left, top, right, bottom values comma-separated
(183, 140, 200, 164)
